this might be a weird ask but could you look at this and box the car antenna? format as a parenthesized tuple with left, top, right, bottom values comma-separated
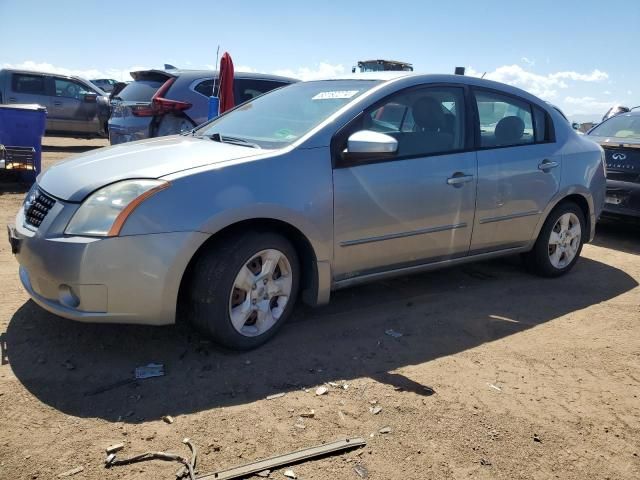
(212, 45, 221, 96)
(481, 72, 486, 78)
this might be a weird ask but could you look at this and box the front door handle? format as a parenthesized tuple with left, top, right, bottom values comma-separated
(53, 101, 63, 106)
(538, 159, 559, 171)
(8, 97, 17, 102)
(447, 173, 474, 187)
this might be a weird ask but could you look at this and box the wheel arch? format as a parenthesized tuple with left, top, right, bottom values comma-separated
(177, 218, 323, 319)
(531, 188, 594, 249)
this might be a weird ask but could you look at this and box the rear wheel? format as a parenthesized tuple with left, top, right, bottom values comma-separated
(189, 231, 299, 349)
(523, 202, 585, 277)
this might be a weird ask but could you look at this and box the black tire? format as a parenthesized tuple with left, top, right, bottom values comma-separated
(523, 201, 586, 277)
(189, 231, 300, 350)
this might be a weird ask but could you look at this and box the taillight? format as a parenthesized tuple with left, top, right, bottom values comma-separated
(131, 77, 192, 117)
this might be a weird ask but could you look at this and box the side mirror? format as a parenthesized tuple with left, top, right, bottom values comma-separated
(571, 122, 580, 130)
(344, 130, 398, 160)
(83, 93, 97, 103)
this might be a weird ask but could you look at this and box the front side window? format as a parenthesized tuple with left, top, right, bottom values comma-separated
(363, 86, 466, 157)
(196, 80, 380, 149)
(475, 90, 534, 147)
(12, 74, 46, 95)
(54, 78, 94, 99)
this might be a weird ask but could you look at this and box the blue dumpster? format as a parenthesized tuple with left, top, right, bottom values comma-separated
(0, 104, 47, 183)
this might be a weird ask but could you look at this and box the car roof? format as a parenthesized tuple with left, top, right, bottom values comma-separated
(130, 69, 298, 83)
(310, 73, 555, 109)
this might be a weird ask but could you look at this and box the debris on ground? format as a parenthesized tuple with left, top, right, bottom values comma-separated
(105, 437, 197, 479)
(480, 458, 492, 466)
(162, 415, 175, 424)
(354, 464, 369, 478)
(197, 438, 366, 480)
(378, 427, 392, 434)
(284, 469, 297, 478)
(369, 406, 382, 415)
(384, 329, 403, 338)
(134, 363, 165, 379)
(315, 386, 328, 396)
(300, 410, 315, 418)
(533, 434, 542, 443)
(61, 360, 75, 370)
(57, 466, 84, 477)
(487, 383, 502, 392)
(256, 470, 271, 477)
(105, 443, 124, 454)
(266, 392, 286, 400)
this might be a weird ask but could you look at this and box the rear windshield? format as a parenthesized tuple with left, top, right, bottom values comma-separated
(116, 79, 165, 101)
(589, 114, 640, 139)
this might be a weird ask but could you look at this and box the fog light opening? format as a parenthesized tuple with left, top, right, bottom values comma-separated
(58, 284, 80, 308)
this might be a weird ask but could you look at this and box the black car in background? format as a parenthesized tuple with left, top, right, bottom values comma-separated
(587, 111, 640, 219)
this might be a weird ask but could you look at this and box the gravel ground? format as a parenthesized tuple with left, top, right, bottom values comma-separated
(0, 137, 638, 480)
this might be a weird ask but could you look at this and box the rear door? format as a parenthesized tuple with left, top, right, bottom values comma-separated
(7, 73, 50, 122)
(470, 89, 561, 253)
(47, 77, 100, 133)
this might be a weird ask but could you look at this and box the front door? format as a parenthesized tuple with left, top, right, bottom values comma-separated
(470, 89, 561, 253)
(333, 85, 477, 280)
(47, 77, 99, 133)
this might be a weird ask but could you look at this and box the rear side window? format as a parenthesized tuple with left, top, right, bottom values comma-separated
(194, 79, 218, 97)
(117, 79, 165, 101)
(12, 74, 46, 95)
(475, 90, 534, 147)
(235, 79, 288, 103)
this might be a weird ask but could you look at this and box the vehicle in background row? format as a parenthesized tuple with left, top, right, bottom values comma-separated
(11, 73, 605, 349)
(91, 78, 119, 93)
(108, 69, 296, 145)
(0, 69, 108, 138)
(587, 111, 640, 219)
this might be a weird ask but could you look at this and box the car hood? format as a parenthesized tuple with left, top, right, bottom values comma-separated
(39, 135, 265, 201)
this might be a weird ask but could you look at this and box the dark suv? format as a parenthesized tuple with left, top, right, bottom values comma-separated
(108, 69, 296, 145)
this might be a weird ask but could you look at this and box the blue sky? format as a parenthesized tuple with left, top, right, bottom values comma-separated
(1, 0, 638, 119)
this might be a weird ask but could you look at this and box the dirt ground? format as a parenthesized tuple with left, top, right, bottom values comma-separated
(0, 137, 638, 480)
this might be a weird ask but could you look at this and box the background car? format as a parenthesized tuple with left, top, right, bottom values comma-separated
(108, 69, 296, 144)
(586, 110, 640, 219)
(12, 73, 605, 350)
(0, 69, 108, 138)
(90, 78, 119, 93)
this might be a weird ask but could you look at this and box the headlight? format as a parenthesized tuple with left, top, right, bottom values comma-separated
(65, 179, 169, 236)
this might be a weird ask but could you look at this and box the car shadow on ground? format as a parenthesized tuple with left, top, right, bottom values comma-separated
(593, 219, 640, 255)
(5, 246, 637, 423)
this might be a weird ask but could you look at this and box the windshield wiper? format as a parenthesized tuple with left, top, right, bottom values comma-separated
(206, 133, 261, 149)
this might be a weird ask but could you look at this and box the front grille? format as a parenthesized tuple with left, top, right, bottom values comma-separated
(24, 188, 56, 228)
(603, 146, 640, 183)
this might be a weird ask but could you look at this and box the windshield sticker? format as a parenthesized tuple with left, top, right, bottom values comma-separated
(312, 90, 359, 100)
(274, 128, 297, 140)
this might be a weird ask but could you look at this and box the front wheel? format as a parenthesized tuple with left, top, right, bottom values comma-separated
(189, 232, 300, 350)
(523, 202, 586, 277)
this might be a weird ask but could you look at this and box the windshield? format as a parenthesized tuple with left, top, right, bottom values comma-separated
(589, 114, 640, 139)
(195, 80, 380, 148)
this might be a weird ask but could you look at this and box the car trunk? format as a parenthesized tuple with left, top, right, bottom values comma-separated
(108, 70, 175, 144)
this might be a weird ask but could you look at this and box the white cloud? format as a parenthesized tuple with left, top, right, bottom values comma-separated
(603, 90, 611, 95)
(0, 60, 150, 82)
(563, 96, 619, 115)
(521, 57, 535, 67)
(272, 62, 346, 81)
(466, 64, 609, 101)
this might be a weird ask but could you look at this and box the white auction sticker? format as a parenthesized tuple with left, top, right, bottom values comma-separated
(312, 90, 359, 100)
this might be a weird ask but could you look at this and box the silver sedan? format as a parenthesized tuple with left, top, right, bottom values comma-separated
(10, 73, 606, 349)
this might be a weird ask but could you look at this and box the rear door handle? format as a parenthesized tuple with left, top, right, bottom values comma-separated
(538, 159, 559, 171)
(8, 97, 17, 102)
(447, 173, 474, 187)
(53, 101, 63, 106)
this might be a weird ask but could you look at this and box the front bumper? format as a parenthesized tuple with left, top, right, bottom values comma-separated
(603, 179, 640, 218)
(13, 208, 208, 325)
